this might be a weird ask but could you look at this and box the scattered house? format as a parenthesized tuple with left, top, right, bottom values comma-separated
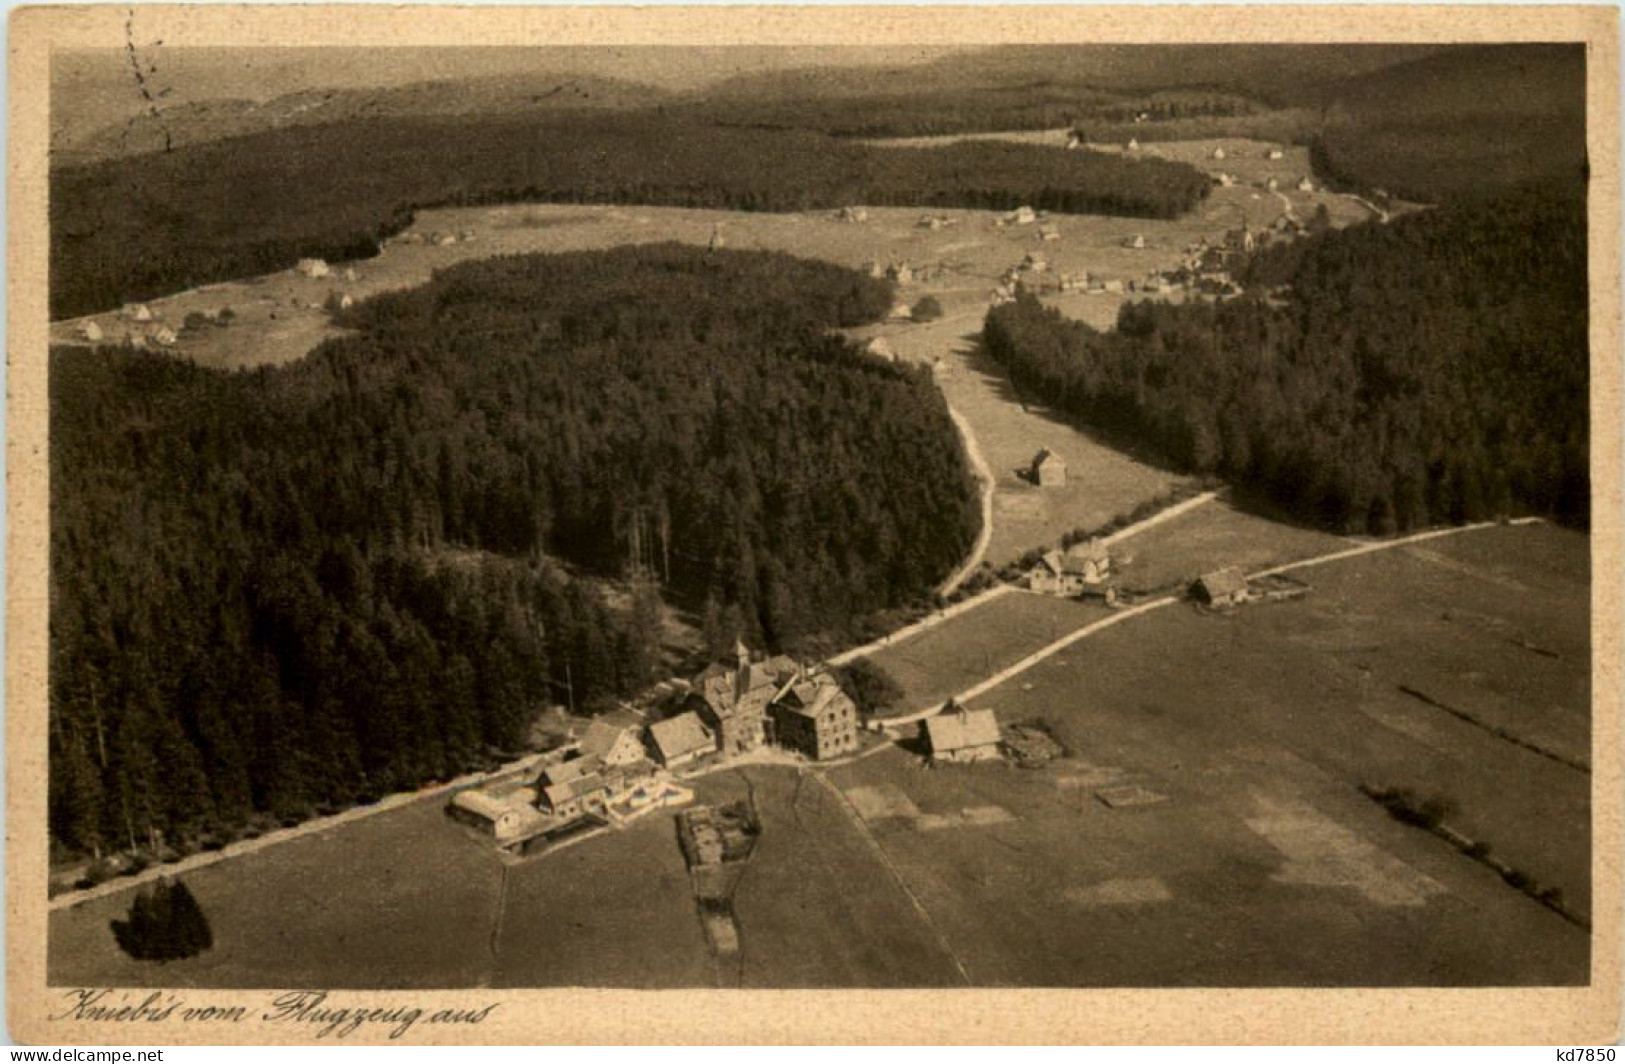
(887, 262, 915, 284)
(1123, 234, 1147, 250)
(77, 321, 104, 342)
(1192, 567, 1250, 607)
(1126, 138, 1141, 152)
(1226, 226, 1257, 254)
(863, 337, 897, 362)
(888, 300, 915, 321)
(838, 206, 869, 223)
(459, 230, 477, 242)
(1267, 148, 1285, 161)
(930, 356, 949, 378)
(1215, 172, 1235, 188)
(1141, 275, 1164, 294)
(539, 771, 609, 821)
(686, 641, 800, 757)
(917, 214, 949, 231)
(447, 789, 530, 841)
(125, 303, 154, 323)
(709, 223, 726, 251)
(1101, 278, 1125, 294)
(922, 706, 1002, 764)
(1066, 129, 1085, 150)
(434, 232, 459, 247)
(150, 326, 178, 347)
(343, 267, 359, 282)
(1007, 205, 1037, 226)
(771, 671, 860, 761)
(578, 712, 647, 770)
(1022, 253, 1049, 273)
(1297, 176, 1316, 193)
(1211, 146, 1227, 161)
(295, 258, 331, 279)
(648, 712, 715, 770)
(1028, 539, 1112, 595)
(1265, 176, 1280, 192)
(1037, 224, 1061, 242)
(1030, 448, 1067, 487)
(337, 293, 355, 310)
(865, 261, 886, 279)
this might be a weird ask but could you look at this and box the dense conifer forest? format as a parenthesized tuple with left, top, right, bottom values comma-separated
(50, 115, 1209, 318)
(984, 190, 1589, 532)
(49, 246, 977, 858)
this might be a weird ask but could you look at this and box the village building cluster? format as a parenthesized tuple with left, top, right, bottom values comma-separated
(447, 641, 862, 852)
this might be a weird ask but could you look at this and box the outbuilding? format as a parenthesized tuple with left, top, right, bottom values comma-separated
(1192, 567, 1250, 607)
(648, 712, 715, 770)
(922, 707, 1002, 764)
(1030, 448, 1067, 487)
(447, 790, 528, 841)
(295, 258, 331, 279)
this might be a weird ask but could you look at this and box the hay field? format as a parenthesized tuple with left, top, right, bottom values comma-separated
(1109, 500, 1348, 593)
(821, 524, 1589, 986)
(48, 763, 961, 989)
(863, 590, 1110, 714)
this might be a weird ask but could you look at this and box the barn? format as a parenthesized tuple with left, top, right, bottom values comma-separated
(1193, 567, 1250, 607)
(1030, 448, 1067, 487)
(922, 707, 1002, 764)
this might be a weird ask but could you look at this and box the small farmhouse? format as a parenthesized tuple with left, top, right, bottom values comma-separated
(1211, 146, 1227, 161)
(649, 712, 714, 769)
(863, 337, 897, 362)
(296, 258, 331, 279)
(1192, 567, 1250, 607)
(78, 321, 104, 342)
(1028, 539, 1112, 595)
(125, 303, 154, 322)
(1265, 176, 1280, 192)
(838, 206, 869, 223)
(1123, 234, 1147, 250)
(1297, 176, 1315, 193)
(887, 262, 915, 284)
(1030, 448, 1067, 487)
(447, 789, 529, 841)
(539, 771, 609, 821)
(150, 326, 178, 347)
(1038, 224, 1061, 242)
(888, 300, 915, 321)
(578, 713, 647, 770)
(1008, 205, 1037, 226)
(922, 707, 1002, 763)
(1267, 149, 1285, 161)
(1126, 138, 1141, 152)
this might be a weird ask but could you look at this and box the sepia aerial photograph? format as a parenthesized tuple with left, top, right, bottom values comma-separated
(21, 13, 1613, 1021)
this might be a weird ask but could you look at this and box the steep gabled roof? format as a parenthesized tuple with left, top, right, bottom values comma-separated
(924, 708, 1001, 753)
(649, 712, 713, 761)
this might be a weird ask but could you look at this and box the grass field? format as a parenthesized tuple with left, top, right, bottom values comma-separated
(821, 526, 1589, 986)
(49, 763, 961, 989)
(863, 590, 1111, 714)
(1110, 500, 1349, 593)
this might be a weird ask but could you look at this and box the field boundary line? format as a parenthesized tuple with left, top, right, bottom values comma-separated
(808, 771, 973, 987)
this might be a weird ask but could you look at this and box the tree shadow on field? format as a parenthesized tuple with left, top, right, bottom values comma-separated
(959, 336, 1183, 477)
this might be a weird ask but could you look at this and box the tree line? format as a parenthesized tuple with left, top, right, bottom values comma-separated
(983, 189, 1589, 533)
(50, 245, 978, 860)
(50, 114, 1210, 319)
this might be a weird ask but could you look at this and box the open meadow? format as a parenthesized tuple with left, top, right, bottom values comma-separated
(836, 520, 1590, 986)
